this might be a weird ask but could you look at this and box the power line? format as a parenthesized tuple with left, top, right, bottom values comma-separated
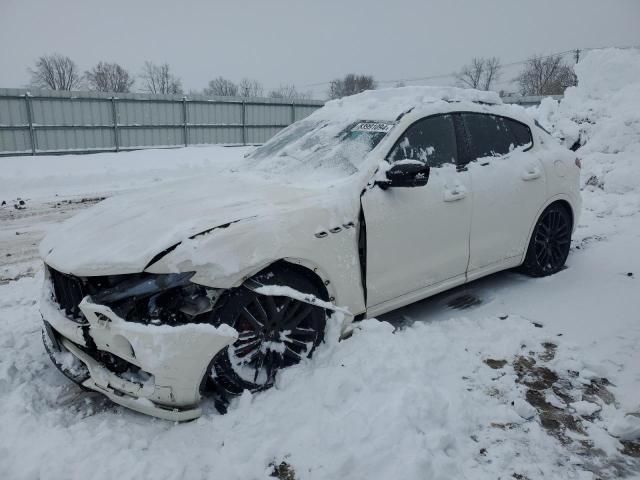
(304, 49, 576, 89)
(301, 45, 639, 93)
(385, 50, 580, 85)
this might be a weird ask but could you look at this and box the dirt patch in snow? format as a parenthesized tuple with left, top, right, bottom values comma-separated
(270, 461, 297, 480)
(622, 440, 640, 459)
(573, 234, 607, 251)
(484, 358, 508, 369)
(503, 341, 640, 478)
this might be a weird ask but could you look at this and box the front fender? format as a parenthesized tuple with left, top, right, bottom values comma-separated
(145, 213, 366, 317)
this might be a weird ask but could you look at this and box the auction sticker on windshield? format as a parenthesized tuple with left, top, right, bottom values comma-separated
(351, 121, 395, 133)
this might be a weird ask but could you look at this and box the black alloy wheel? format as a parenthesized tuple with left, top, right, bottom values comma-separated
(522, 203, 572, 277)
(211, 268, 326, 395)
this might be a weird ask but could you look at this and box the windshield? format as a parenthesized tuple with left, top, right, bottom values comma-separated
(246, 119, 395, 178)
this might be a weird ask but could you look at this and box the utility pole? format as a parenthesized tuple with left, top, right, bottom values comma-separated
(571, 49, 582, 88)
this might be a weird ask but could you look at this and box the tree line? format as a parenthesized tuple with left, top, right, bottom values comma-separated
(27, 51, 579, 100)
(27, 54, 315, 100)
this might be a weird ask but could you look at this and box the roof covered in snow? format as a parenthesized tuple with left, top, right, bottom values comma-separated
(315, 86, 503, 122)
(244, 86, 511, 181)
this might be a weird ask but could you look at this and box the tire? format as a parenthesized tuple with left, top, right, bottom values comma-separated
(210, 267, 327, 396)
(521, 203, 573, 277)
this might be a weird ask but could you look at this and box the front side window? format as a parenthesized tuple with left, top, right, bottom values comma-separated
(387, 114, 457, 168)
(462, 113, 513, 160)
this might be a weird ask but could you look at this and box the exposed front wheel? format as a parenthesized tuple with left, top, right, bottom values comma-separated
(521, 203, 572, 277)
(211, 268, 327, 396)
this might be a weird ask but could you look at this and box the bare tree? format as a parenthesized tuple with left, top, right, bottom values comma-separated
(140, 61, 182, 94)
(268, 84, 312, 100)
(456, 57, 485, 89)
(85, 62, 134, 92)
(29, 53, 81, 90)
(238, 78, 264, 97)
(516, 54, 576, 96)
(481, 57, 501, 90)
(328, 74, 376, 99)
(455, 57, 501, 91)
(204, 76, 238, 97)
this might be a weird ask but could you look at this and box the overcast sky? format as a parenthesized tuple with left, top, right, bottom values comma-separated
(1, 0, 638, 98)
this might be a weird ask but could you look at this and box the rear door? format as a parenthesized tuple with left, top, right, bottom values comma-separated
(362, 114, 472, 309)
(460, 113, 546, 273)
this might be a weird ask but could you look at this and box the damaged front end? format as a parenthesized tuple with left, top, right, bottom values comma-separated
(41, 266, 237, 421)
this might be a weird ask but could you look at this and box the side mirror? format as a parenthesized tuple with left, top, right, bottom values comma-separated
(377, 161, 430, 189)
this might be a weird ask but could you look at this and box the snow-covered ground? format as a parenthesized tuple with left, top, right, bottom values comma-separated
(1, 49, 640, 479)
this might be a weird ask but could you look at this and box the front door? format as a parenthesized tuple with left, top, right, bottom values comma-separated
(362, 114, 472, 309)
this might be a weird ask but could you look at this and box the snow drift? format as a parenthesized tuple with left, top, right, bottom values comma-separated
(532, 47, 640, 217)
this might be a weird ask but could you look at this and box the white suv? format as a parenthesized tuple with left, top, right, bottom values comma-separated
(40, 87, 581, 420)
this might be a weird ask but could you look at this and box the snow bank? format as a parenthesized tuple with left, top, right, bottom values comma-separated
(530, 48, 640, 217)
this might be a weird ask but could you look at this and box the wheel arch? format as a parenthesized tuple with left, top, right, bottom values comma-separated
(520, 194, 576, 265)
(201, 258, 332, 401)
(245, 258, 333, 302)
(541, 198, 574, 230)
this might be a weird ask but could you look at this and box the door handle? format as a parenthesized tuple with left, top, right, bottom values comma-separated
(521, 167, 541, 181)
(444, 187, 467, 202)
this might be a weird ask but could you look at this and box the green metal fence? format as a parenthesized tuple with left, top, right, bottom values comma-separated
(0, 88, 324, 156)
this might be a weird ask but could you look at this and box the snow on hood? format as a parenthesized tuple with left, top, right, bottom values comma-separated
(40, 173, 355, 276)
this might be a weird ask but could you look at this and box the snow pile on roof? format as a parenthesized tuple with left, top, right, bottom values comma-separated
(531, 48, 640, 216)
(317, 85, 502, 121)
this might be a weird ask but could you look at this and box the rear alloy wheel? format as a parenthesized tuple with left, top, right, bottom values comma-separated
(522, 203, 572, 277)
(211, 269, 326, 395)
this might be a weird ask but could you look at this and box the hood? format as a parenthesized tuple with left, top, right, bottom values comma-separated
(41, 173, 358, 276)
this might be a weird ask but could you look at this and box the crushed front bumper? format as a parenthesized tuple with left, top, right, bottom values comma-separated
(41, 281, 237, 421)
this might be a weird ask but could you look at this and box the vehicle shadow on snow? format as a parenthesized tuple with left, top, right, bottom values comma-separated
(380, 230, 610, 331)
(54, 385, 116, 419)
(378, 269, 526, 329)
(39, 364, 117, 421)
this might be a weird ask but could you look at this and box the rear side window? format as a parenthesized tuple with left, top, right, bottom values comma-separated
(503, 118, 533, 149)
(387, 114, 457, 168)
(462, 113, 513, 160)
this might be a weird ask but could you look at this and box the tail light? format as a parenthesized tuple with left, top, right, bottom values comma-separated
(575, 158, 582, 169)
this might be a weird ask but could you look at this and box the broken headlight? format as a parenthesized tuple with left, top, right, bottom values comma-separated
(91, 272, 223, 326)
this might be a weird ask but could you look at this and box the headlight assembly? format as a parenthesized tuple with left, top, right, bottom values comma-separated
(90, 272, 223, 326)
